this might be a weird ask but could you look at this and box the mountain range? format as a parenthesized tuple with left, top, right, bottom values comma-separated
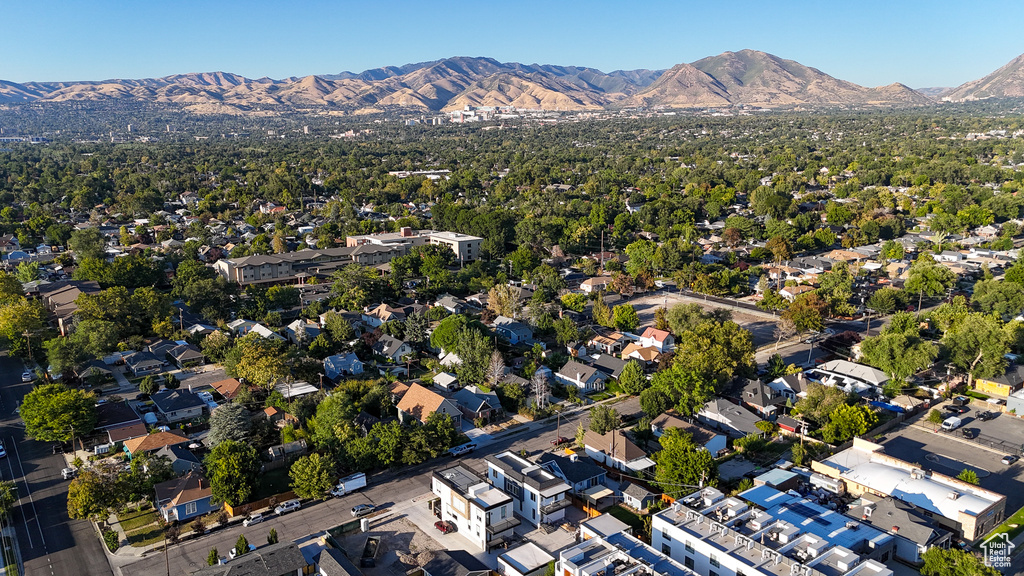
(0, 50, 1021, 114)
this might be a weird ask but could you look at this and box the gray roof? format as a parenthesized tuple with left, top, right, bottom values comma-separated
(317, 548, 361, 576)
(373, 334, 408, 357)
(189, 541, 308, 575)
(847, 496, 947, 546)
(152, 389, 205, 413)
(623, 482, 654, 500)
(589, 354, 627, 379)
(558, 360, 601, 382)
(451, 389, 492, 414)
(537, 453, 606, 485)
(422, 550, 489, 576)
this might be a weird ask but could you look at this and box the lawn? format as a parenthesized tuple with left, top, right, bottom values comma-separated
(589, 391, 614, 402)
(604, 380, 625, 395)
(118, 509, 159, 532)
(251, 467, 292, 501)
(125, 524, 165, 547)
(983, 504, 1024, 544)
(607, 505, 644, 532)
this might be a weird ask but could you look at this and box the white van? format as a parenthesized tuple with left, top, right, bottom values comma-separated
(942, 416, 962, 431)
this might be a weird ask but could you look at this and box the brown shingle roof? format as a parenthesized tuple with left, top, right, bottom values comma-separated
(154, 471, 212, 507)
(396, 383, 446, 423)
(583, 429, 647, 463)
(651, 410, 719, 446)
(108, 422, 149, 443)
(124, 430, 189, 455)
(211, 378, 243, 400)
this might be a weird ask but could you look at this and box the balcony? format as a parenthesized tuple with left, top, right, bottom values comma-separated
(541, 497, 572, 515)
(487, 516, 521, 535)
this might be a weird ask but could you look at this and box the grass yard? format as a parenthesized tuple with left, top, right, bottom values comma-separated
(125, 524, 165, 548)
(983, 504, 1024, 544)
(607, 505, 644, 532)
(251, 467, 292, 502)
(588, 391, 614, 402)
(604, 380, 625, 395)
(117, 507, 165, 548)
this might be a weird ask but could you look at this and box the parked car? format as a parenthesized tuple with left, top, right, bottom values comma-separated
(274, 499, 301, 515)
(351, 504, 375, 518)
(242, 513, 264, 527)
(951, 395, 970, 407)
(1003, 455, 1019, 466)
(0, 442, 7, 458)
(941, 416, 962, 431)
(947, 405, 969, 415)
(449, 443, 476, 457)
(962, 428, 979, 439)
(21, 371, 33, 382)
(550, 437, 569, 446)
(135, 393, 150, 401)
(978, 411, 997, 421)
(434, 520, 455, 534)
(61, 467, 76, 480)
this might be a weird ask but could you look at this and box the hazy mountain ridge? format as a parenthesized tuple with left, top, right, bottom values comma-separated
(11, 50, 1019, 113)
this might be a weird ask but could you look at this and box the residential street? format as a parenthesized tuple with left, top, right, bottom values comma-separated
(0, 353, 113, 576)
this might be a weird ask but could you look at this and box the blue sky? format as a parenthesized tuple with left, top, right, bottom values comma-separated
(3, 0, 1021, 88)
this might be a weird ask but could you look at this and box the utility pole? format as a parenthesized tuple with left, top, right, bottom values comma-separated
(600, 230, 604, 271)
(21, 330, 32, 362)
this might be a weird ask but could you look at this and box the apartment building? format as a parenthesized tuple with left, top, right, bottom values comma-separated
(345, 227, 436, 250)
(559, 532, 699, 576)
(430, 231, 483, 262)
(652, 486, 895, 576)
(812, 438, 1005, 542)
(430, 464, 519, 551)
(485, 451, 571, 527)
(213, 245, 401, 286)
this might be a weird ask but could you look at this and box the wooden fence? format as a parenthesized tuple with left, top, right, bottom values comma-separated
(223, 490, 298, 518)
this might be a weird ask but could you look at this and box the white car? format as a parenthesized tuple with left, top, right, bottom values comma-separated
(61, 468, 76, 480)
(449, 443, 476, 457)
(0, 442, 7, 459)
(242, 512, 264, 527)
(21, 371, 33, 382)
(274, 499, 301, 515)
(351, 504, 375, 518)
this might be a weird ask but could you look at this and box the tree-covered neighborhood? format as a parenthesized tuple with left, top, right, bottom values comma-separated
(4, 66, 1024, 576)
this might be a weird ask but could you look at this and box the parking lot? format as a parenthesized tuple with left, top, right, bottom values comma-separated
(630, 292, 780, 347)
(878, 409, 1024, 512)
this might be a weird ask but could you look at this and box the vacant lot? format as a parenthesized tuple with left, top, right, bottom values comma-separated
(629, 292, 780, 348)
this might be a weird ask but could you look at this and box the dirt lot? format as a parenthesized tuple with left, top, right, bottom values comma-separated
(629, 292, 780, 348)
(337, 516, 447, 576)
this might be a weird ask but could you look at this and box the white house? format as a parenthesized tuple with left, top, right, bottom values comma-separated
(485, 451, 571, 527)
(431, 464, 517, 551)
(638, 327, 674, 353)
(555, 360, 605, 393)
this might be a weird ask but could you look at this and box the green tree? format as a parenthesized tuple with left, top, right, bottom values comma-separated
(224, 332, 287, 389)
(67, 469, 115, 520)
(618, 360, 647, 395)
(666, 303, 728, 335)
(430, 314, 467, 352)
(205, 440, 260, 506)
(793, 382, 849, 427)
(905, 256, 955, 311)
(816, 262, 856, 316)
(370, 421, 406, 468)
(654, 428, 717, 499)
(589, 405, 620, 435)
(592, 292, 613, 328)
(0, 297, 47, 354)
(138, 376, 159, 396)
(859, 332, 938, 380)
(672, 321, 755, 388)
(21, 383, 97, 442)
(208, 403, 254, 447)
(455, 327, 492, 386)
(821, 404, 878, 443)
(957, 469, 980, 485)
(289, 453, 335, 499)
(0, 480, 18, 520)
(972, 279, 1024, 319)
(612, 304, 639, 332)
(234, 534, 251, 558)
(625, 240, 657, 277)
(650, 364, 716, 416)
(782, 292, 827, 333)
(865, 286, 906, 315)
(15, 261, 39, 283)
(68, 228, 106, 261)
(920, 546, 1000, 576)
(267, 527, 279, 545)
(560, 293, 587, 313)
(927, 409, 944, 428)
(553, 316, 580, 346)
(207, 548, 219, 566)
(942, 312, 1009, 386)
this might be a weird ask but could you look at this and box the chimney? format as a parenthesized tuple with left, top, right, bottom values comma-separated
(401, 227, 413, 237)
(892, 526, 899, 533)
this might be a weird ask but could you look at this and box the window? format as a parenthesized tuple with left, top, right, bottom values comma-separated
(662, 532, 672, 542)
(501, 506, 507, 519)
(185, 502, 197, 515)
(710, 571, 719, 576)
(685, 541, 694, 553)
(661, 544, 671, 555)
(529, 492, 536, 502)
(684, 558, 694, 570)
(710, 555, 719, 568)
(881, 552, 889, 562)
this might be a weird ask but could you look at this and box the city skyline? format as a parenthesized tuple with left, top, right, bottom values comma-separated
(3, 0, 1023, 89)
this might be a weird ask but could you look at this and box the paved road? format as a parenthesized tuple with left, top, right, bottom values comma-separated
(0, 353, 113, 576)
(115, 397, 640, 575)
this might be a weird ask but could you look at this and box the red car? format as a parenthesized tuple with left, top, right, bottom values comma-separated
(551, 437, 569, 446)
(434, 520, 455, 534)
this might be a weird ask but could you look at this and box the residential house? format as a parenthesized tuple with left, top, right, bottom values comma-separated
(362, 303, 407, 327)
(555, 360, 606, 393)
(283, 319, 321, 345)
(124, 430, 189, 458)
(396, 383, 463, 427)
(434, 294, 468, 314)
(589, 354, 628, 380)
(213, 245, 402, 286)
(154, 471, 214, 523)
(579, 513, 631, 540)
(560, 533, 699, 576)
(696, 398, 763, 438)
(431, 464, 518, 551)
(324, 353, 364, 379)
(451, 388, 497, 422)
(622, 483, 656, 511)
(638, 327, 674, 353)
(261, 406, 298, 428)
(0, 234, 20, 253)
(95, 401, 147, 445)
(975, 363, 1024, 397)
(485, 450, 572, 527)
(38, 280, 102, 335)
(847, 496, 952, 564)
(372, 334, 413, 363)
(152, 389, 206, 424)
(226, 319, 285, 341)
(582, 429, 656, 474)
(536, 453, 607, 494)
(167, 343, 205, 369)
(420, 550, 490, 576)
(434, 372, 460, 391)
(588, 332, 628, 355)
(493, 316, 534, 345)
(739, 378, 788, 418)
(190, 542, 310, 576)
(650, 411, 728, 455)
(154, 445, 203, 476)
(807, 359, 889, 396)
(266, 439, 309, 467)
(497, 542, 555, 576)
(125, 351, 164, 376)
(211, 378, 244, 401)
(581, 276, 613, 294)
(620, 342, 662, 366)
(779, 284, 816, 302)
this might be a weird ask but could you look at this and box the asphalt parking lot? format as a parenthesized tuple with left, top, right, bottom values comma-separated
(878, 416, 1024, 512)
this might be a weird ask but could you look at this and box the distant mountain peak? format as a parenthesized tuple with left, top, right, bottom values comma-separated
(944, 53, 1024, 101)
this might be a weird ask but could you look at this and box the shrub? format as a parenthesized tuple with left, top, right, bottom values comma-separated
(103, 529, 120, 552)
